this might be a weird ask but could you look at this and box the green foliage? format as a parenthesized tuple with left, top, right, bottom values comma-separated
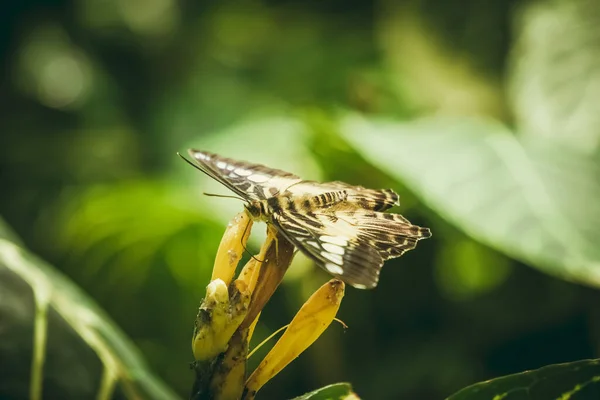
(49, 180, 219, 289)
(447, 359, 600, 400)
(2, 0, 600, 398)
(340, 114, 600, 289)
(0, 218, 179, 399)
(292, 383, 355, 400)
(509, 0, 600, 153)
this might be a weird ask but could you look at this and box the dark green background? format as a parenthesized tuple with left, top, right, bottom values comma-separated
(1, 0, 599, 399)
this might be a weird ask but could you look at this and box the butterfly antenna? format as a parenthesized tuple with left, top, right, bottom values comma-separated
(177, 152, 204, 172)
(178, 151, 261, 260)
(203, 192, 245, 202)
(177, 151, 218, 182)
(177, 152, 245, 202)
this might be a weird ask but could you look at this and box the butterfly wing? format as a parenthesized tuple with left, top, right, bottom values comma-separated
(284, 180, 399, 211)
(325, 181, 399, 211)
(272, 211, 384, 289)
(337, 211, 431, 260)
(188, 149, 302, 201)
(187, 149, 399, 210)
(271, 207, 430, 289)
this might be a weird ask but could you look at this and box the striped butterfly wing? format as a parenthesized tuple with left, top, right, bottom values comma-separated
(188, 149, 302, 201)
(188, 150, 400, 211)
(340, 211, 431, 260)
(272, 207, 431, 289)
(284, 180, 399, 212)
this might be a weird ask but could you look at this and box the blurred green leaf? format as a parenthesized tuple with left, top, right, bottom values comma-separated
(292, 382, 357, 400)
(509, 0, 600, 154)
(48, 180, 218, 289)
(0, 217, 179, 399)
(376, 2, 507, 119)
(447, 359, 600, 400)
(0, 218, 23, 244)
(340, 114, 600, 287)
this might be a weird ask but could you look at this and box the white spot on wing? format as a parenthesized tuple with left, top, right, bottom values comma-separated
(234, 168, 253, 176)
(320, 236, 348, 246)
(353, 283, 368, 289)
(322, 243, 344, 255)
(216, 161, 227, 169)
(226, 165, 235, 171)
(248, 174, 270, 183)
(325, 263, 344, 275)
(322, 252, 343, 265)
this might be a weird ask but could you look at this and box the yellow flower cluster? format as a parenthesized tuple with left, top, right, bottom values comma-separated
(190, 211, 345, 400)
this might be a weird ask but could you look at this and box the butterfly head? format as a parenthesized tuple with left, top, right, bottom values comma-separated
(244, 200, 269, 222)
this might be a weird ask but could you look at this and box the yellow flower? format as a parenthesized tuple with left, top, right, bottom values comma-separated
(244, 279, 345, 399)
(211, 212, 253, 286)
(190, 211, 346, 400)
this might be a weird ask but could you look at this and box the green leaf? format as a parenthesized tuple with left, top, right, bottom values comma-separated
(509, 0, 600, 154)
(292, 382, 357, 400)
(48, 180, 220, 288)
(447, 359, 600, 399)
(0, 217, 180, 400)
(340, 114, 600, 288)
(0, 217, 23, 244)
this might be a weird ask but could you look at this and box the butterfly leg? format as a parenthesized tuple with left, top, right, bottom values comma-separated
(235, 211, 266, 263)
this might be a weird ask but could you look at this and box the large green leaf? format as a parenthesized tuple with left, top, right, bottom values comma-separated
(292, 383, 357, 400)
(509, 0, 600, 154)
(340, 114, 600, 287)
(447, 359, 600, 399)
(0, 218, 180, 400)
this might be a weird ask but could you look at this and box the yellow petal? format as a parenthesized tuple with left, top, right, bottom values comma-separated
(237, 255, 261, 294)
(212, 211, 252, 285)
(244, 279, 345, 396)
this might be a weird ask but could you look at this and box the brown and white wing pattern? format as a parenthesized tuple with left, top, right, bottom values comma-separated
(284, 180, 399, 211)
(188, 149, 399, 210)
(336, 211, 429, 260)
(271, 208, 431, 289)
(185, 149, 432, 289)
(188, 149, 302, 201)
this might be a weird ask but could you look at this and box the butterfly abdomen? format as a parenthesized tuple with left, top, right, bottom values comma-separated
(264, 191, 348, 215)
(297, 191, 347, 210)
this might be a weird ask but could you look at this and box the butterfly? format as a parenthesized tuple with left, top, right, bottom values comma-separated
(183, 149, 431, 289)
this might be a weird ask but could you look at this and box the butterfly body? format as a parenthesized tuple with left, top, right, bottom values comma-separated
(186, 149, 431, 289)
